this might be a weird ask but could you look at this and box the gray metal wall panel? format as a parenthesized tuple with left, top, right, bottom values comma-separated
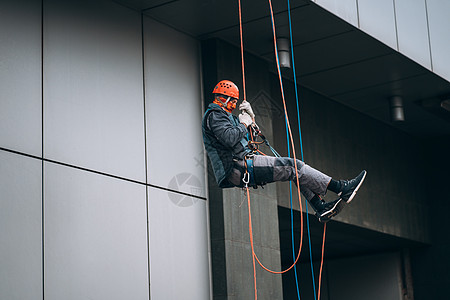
(148, 187, 210, 299)
(395, 0, 432, 69)
(315, 0, 359, 27)
(0, 151, 42, 300)
(0, 0, 42, 156)
(44, 162, 149, 300)
(144, 17, 205, 198)
(357, 0, 398, 50)
(43, 0, 146, 182)
(427, 0, 450, 80)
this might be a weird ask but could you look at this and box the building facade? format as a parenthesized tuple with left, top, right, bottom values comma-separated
(1, 0, 449, 299)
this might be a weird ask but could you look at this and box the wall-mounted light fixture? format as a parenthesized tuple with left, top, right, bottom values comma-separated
(417, 96, 450, 123)
(390, 96, 405, 122)
(277, 38, 291, 69)
(441, 99, 450, 112)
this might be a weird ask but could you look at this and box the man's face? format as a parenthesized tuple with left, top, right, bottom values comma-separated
(216, 95, 238, 112)
(227, 98, 238, 112)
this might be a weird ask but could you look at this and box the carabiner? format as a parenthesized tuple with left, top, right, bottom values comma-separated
(242, 171, 250, 188)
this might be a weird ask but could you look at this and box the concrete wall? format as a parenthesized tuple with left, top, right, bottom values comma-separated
(283, 252, 404, 300)
(0, 0, 210, 299)
(314, 0, 450, 82)
(271, 73, 430, 243)
(203, 39, 284, 300)
(411, 138, 450, 299)
(204, 37, 435, 299)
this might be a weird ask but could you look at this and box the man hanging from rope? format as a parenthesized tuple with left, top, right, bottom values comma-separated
(202, 80, 367, 222)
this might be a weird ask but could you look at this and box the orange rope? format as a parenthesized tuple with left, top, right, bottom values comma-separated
(246, 187, 258, 299)
(238, 0, 246, 101)
(317, 223, 327, 300)
(238, 1, 305, 299)
(248, 126, 268, 156)
(256, 149, 267, 156)
(247, 0, 304, 275)
(238, 1, 329, 299)
(246, 188, 302, 274)
(238, 1, 256, 297)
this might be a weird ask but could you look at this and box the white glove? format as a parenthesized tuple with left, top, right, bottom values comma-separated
(238, 112, 253, 127)
(239, 100, 255, 119)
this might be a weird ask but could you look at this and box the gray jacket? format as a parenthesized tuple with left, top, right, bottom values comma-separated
(202, 103, 251, 187)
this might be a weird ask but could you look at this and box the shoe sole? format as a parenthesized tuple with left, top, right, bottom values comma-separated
(318, 198, 345, 223)
(344, 170, 367, 204)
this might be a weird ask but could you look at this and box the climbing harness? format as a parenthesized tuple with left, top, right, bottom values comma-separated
(236, 0, 328, 299)
(242, 130, 268, 190)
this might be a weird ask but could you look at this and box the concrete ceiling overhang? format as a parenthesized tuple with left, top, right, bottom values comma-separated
(117, 0, 450, 138)
(278, 207, 425, 264)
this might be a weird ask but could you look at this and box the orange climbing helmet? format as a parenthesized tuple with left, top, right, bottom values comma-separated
(212, 80, 239, 99)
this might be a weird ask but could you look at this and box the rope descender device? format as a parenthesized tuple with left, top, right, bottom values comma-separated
(247, 125, 281, 158)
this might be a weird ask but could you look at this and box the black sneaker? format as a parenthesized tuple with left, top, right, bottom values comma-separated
(316, 198, 345, 223)
(338, 170, 367, 203)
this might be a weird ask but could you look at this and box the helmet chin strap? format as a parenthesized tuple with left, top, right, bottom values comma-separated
(214, 95, 236, 112)
(216, 95, 231, 107)
(223, 96, 231, 106)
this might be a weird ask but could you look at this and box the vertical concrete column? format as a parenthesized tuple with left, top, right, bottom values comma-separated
(203, 39, 283, 300)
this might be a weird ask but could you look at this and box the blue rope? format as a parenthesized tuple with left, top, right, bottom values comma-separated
(268, 2, 302, 299)
(286, 0, 317, 299)
(269, 2, 316, 299)
(265, 140, 282, 158)
(268, 4, 302, 298)
(285, 127, 301, 300)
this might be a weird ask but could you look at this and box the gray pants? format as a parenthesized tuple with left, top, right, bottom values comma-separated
(227, 155, 331, 201)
